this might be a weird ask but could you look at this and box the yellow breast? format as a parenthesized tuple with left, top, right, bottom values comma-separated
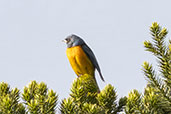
(66, 46, 95, 76)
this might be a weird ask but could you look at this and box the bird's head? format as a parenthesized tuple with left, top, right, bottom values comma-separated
(63, 34, 85, 48)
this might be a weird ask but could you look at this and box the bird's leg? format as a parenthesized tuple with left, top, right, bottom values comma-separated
(76, 72, 82, 77)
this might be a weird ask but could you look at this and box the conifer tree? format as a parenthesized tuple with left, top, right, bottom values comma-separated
(125, 22, 171, 114)
(60, 74, 127, 114)
(0, 81, 58, 114)
(22, 81, 58, 114)
(0, 82, 26, 114)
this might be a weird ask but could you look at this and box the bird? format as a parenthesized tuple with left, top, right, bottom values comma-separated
(63, 34, 105, 82)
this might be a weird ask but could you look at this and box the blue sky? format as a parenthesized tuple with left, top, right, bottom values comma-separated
(0, 0, 171, 101)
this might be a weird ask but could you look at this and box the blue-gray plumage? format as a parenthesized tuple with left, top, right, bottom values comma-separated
(63, 34, 105, 82)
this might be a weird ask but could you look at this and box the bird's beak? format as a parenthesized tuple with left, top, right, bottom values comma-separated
(62, 39, 67, 43)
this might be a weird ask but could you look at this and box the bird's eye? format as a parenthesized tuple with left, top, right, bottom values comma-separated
(66, 38, 70, 42)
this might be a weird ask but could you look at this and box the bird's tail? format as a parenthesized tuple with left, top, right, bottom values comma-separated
(99, 72, 105, 82)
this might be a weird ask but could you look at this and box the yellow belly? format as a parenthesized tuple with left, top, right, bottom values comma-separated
(66, 46, 95, 76)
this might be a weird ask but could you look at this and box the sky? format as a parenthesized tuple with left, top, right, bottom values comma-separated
(0, 0, 171, 102)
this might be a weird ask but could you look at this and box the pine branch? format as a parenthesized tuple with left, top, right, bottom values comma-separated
(112, 97, 127, 114)
(82, 103, 103, 114)
(142, 86, 165, 114)
(70, 74, 99, 105)
(142, 62, 161, 89)
(60, 74, 125, 114)
(97, 84, 117, 114)
(22, 81, 58, 114)
(60, 98, 77, 114)
(145, 22, 171, 86)
(141, 22, 171, 113)
(125, 90, 142, 114)
(0, 82, 27, 114)
(142, 62, 171, 103)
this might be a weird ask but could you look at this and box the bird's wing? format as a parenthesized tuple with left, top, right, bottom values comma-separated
(81, 44, 105, 81)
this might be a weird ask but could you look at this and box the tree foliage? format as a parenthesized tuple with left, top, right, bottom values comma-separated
(125, 22, 171, 114)
(22, 81, 58, 114)
(0, 82, 26, 114)
(0, 81, 58, 114)
(60, 74, 127, 114)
